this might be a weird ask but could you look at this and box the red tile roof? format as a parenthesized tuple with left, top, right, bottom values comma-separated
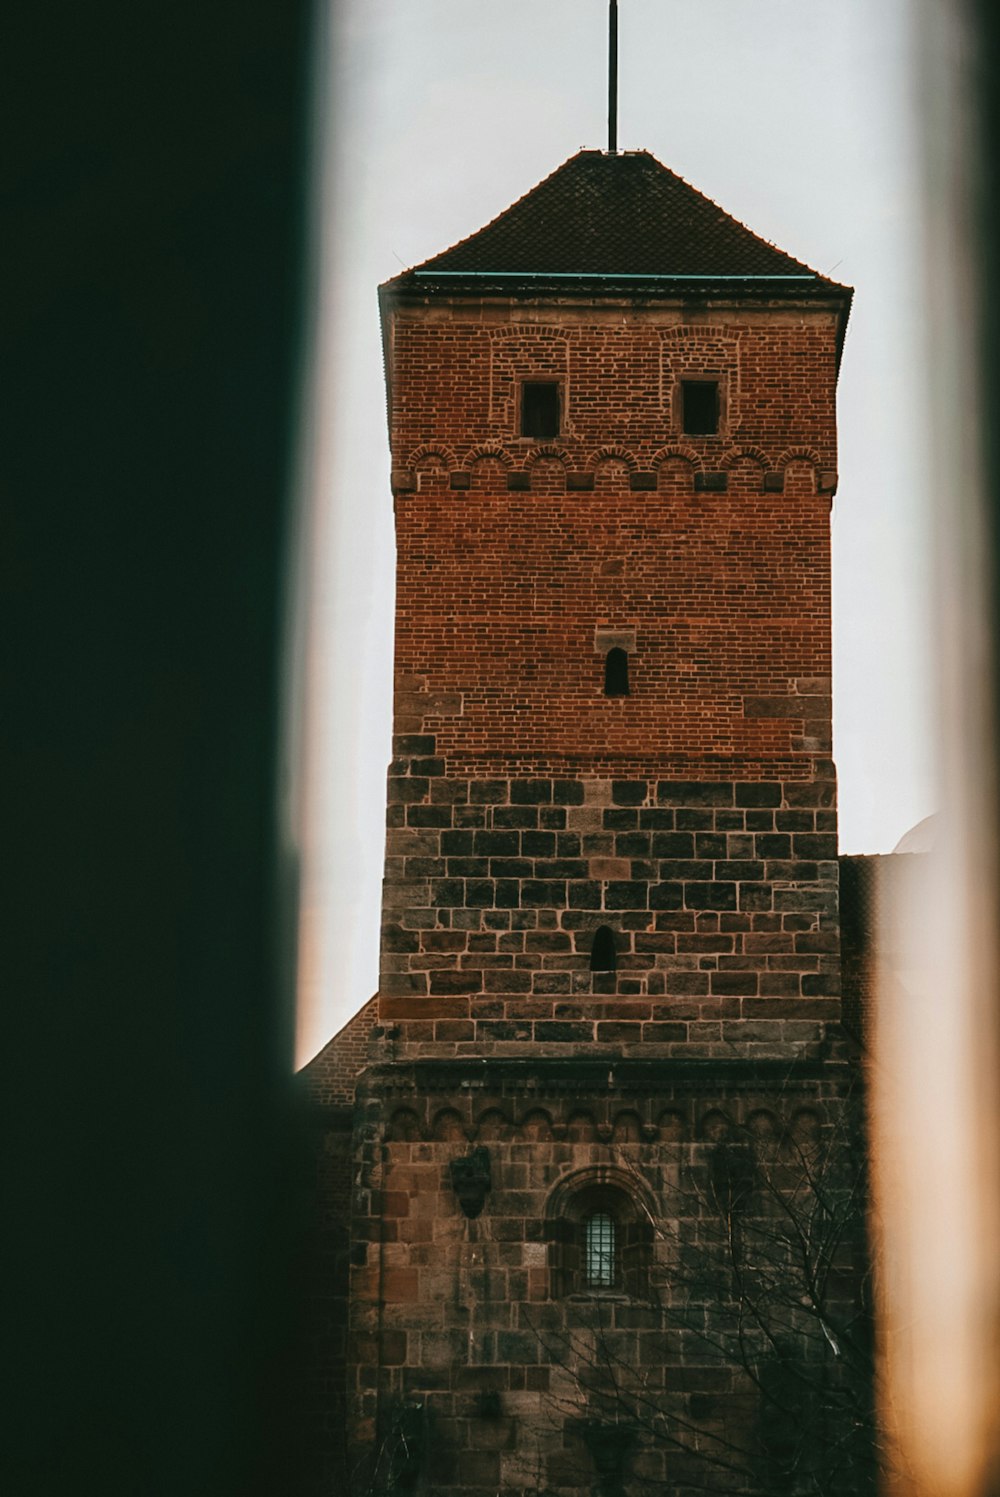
(386, 149, 850, 297)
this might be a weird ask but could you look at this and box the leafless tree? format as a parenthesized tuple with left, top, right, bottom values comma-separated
(527, 1088, 883, 1497)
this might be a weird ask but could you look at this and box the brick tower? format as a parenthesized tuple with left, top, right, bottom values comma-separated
(348, 151, 862, 1496)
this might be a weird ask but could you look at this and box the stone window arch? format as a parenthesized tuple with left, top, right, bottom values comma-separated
(547, 1170, 654, 1298)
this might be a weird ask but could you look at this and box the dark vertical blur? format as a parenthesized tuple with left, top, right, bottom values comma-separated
(6, 3, 318, 1493)
(977, 7, 1000, 634)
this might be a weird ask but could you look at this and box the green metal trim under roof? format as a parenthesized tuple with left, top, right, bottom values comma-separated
(414, 270, 819, 281)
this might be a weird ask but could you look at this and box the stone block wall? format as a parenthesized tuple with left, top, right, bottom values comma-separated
(347, 1059, 869, 1497)
(381, 760, 840, 1056)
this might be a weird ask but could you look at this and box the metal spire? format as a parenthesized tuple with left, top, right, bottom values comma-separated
(608, 1, 619, 153)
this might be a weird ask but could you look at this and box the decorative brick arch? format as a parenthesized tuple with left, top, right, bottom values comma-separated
(699, 1108, 732, 1141)
(463, 441, 515, 469)
(656, 1109, 687, 1141)
(524, 443, 570, 469)
(519, 1108, 554, 1141)
(405, 442, 457, 472)
(774, 445, 822, 473)
(659, 323, 745, 343)
(747, 1108, 780, 1143)
(586, 443, 639, 474)
(475, 1107, 512, 1141)
(651, 442, 701, 467)
(650, 443, 702, 473)
(775, 446, 823, 495)
(386, 1106, 424, 1142)
(432, 1107, 468, 1141)
(720, 444, 771, 472)
(487, 323, 575, 343)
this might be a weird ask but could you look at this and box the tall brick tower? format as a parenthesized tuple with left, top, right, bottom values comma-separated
(348, 151, 859, 1496)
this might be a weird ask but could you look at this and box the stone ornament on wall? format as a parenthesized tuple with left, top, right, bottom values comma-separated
(448, 1145, 492, 1218)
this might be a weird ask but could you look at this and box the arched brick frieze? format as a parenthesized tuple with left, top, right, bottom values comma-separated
(747, 1108, 780, 1140)
(656, 1109, 687, 1142)
(586, 442, 639, 473)
(699, 1108, 732, 1142)
(719, 444, 771, 472)
(789, 1106, 823, 1148)
(612, 1110, 644, 1143)
(463, 441, 515, 469)
(405, 442, 457, 472)
(566, 1110, 598, 1143)
(523, 443, 570, 469)
(774, 444, 822, 472)
(650, 443, 702, 495)
(386, 1106, 424, 1142)
(520, 1108, 554, 1141)
(432, 1107, 468, 1142)
(475, 1107, 511, 1141)
(487, 323, 574, 344)
(775, 445, 823, 496)
(650, 442, 701, 473)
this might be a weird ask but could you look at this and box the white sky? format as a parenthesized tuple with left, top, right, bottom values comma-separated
(295, 0, 935, 1063)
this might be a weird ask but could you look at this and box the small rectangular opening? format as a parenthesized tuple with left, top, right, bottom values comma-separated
(682, 380, 719, 435)
(521, 382, 560, 439)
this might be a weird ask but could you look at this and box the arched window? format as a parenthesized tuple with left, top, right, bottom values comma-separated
(585, 1212, 616, 1288)
(589, 924, 617, 973)
(604, 647, 629, 696)
(547, 1176, 654, 1299)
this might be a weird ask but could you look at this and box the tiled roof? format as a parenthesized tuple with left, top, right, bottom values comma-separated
(297, 994, 378, 1107)
(387, 150, 849, 296)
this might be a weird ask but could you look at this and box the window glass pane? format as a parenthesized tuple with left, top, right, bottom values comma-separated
(586, 1212, 615, 1287)
(682, 380, 719, 435)
(522, 382, 560, 439)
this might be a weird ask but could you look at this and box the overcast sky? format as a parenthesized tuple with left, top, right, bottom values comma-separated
(295, 0, 935, 1063)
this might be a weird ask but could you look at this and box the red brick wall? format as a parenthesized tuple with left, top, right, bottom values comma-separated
(387, 303, 839, 779)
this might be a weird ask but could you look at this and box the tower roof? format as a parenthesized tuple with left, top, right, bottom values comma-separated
(384, 149, 851, 300)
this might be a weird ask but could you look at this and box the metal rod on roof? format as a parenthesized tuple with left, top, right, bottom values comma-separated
(608, 1, 618, 153)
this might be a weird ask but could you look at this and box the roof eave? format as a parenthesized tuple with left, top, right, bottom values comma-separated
(380, 273, 855, 382)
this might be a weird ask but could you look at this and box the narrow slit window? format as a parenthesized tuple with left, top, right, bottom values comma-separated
(604, 647, 629, 696)
(590, 925, 617, 973)
(521, 382, 560, 439)
(585, 1213, 616, 1288)
(682, 380, 719, 435)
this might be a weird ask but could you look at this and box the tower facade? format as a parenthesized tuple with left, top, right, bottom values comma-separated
(348, 151, 863, 1496)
